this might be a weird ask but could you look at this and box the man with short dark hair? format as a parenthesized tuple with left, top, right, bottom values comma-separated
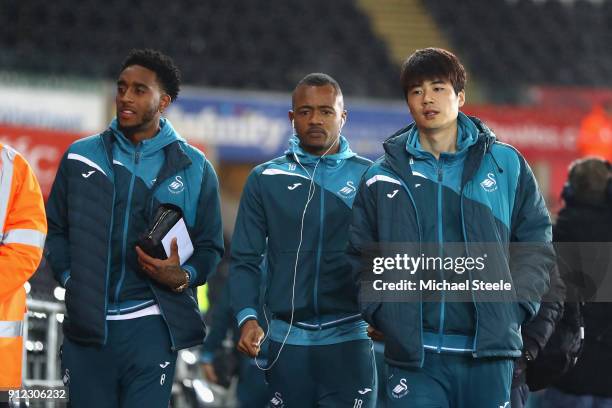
(348, 48, 554, 407)
(230, 73, 377, 407)
(45, 49, 224, 407)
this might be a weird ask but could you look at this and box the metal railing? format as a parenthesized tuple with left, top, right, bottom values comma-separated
(24, 298, 65, 388)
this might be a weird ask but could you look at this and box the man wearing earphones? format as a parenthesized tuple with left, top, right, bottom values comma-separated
(230, 73, 377, 407)
(348, 48, 555, 407)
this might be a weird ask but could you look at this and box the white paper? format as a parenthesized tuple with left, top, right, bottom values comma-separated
(161, 218, 194, 265)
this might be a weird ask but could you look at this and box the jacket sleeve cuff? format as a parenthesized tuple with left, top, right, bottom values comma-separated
(236, 308, 258, 328)
(521, 301, 539, 323)
(183, 265, 197, 287)
(200, 351, 215, 364)
(60, 270, 71, 288)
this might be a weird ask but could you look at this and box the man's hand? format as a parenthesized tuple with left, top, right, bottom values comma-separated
(513, 355, 528, 381)
(136, 238, 187, 290)
(201, 363, 218, 384)
(367, 325, 385, 341)
(238, 320, 264, 358)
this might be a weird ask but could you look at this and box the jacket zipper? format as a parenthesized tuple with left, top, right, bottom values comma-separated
(393, 168, 425, 366)
(460, 184, 480, 355)
(146, 176, 178, 351)
(101, 135, 116, 345)
(313, 162, 325, 325)
(437, 159, 446, 353)
(113, 148, 141, 309)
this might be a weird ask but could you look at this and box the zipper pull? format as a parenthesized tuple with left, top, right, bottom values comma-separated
(148, 210, 171, 239)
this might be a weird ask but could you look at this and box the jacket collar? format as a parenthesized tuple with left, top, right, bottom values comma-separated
(405, 112, 478, 162)
(101, 118, 192, 187)
(382, 114, 497, 188)
(109, 117, 183, 157)
(284, 135, 356, 166)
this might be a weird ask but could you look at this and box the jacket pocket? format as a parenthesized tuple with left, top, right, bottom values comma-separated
(361, 301, 381, 325)
(373, 302, 422, 364)
(267, 250, 315, 317)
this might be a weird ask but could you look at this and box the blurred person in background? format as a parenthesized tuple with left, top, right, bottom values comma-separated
(0, 143, 46, 395)
(200, 282, 268, 407)
(510, 263, 565, 408)
(577, 99, 612, 162)
(540, 157, 612, 408)
(45, 49, 223, 408)
(230, 73, 377, 407)
(199, 240, 268, 407)
(348, 48, 554, 407)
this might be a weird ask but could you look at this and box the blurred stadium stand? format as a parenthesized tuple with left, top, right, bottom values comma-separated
(425, 0, 612, 102)
(2, 0, 610, 102)
(0, 0, 400, 98)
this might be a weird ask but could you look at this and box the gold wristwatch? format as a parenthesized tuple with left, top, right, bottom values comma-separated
(173, 270, 190, 293)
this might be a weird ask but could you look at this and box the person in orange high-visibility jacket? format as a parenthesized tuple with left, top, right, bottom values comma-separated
(0, 143, 47, 389)
(577, 100, 612, 162)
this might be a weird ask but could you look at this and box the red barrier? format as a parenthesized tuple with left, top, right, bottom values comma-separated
(464, 105, 584, 211)
(0, 123, 209, 201)
(530, 86, 612, 112)
(0, 124, 83, 199)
